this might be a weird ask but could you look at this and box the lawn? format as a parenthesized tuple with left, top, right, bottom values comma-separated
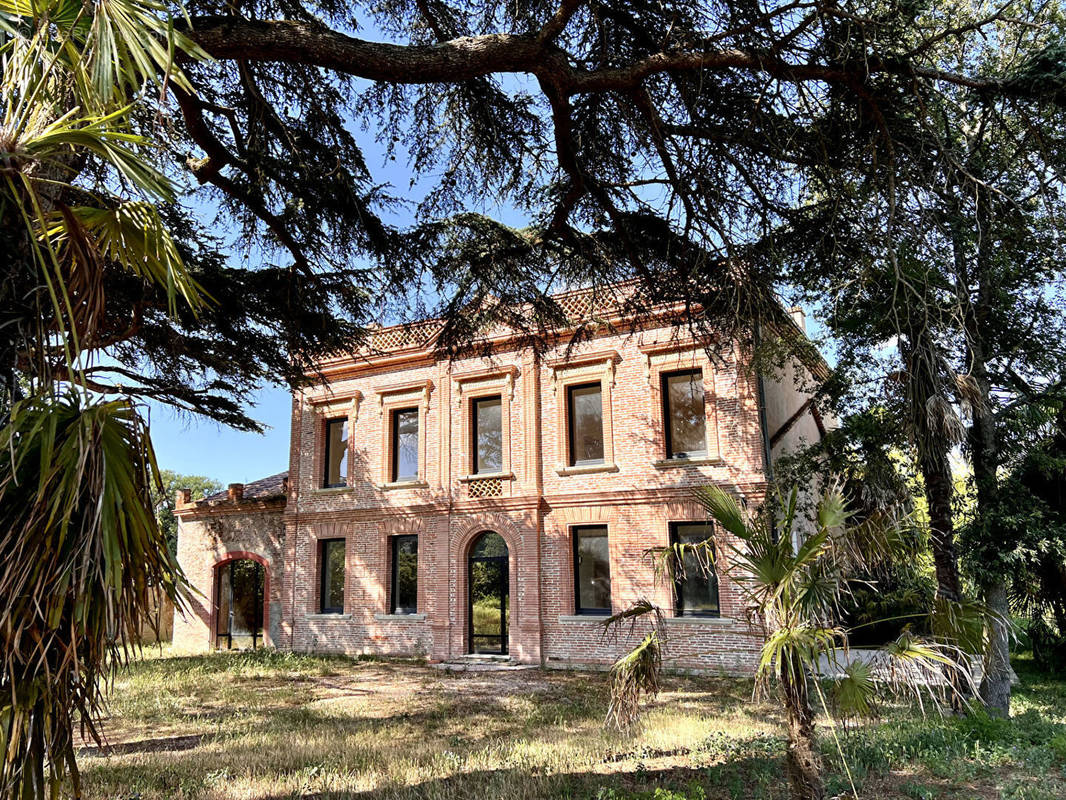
(80, 650, 1066, 800)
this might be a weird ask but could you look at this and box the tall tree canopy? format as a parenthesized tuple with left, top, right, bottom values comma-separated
(7, 0, 1066, 430)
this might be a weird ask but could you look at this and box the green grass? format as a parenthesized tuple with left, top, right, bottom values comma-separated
(78, 649, 1066, 799)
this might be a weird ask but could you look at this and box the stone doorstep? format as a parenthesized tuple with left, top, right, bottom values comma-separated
(432, 655, 538, 672)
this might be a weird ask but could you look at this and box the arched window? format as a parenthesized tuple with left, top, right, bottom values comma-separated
(215, 558, 265, 649)
(468, 532, 509, 655)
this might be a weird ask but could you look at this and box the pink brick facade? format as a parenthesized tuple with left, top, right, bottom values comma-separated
(174, 317, 823, 674)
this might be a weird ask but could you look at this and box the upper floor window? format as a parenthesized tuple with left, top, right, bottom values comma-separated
(662, 369, 706, 459)
(472, 396, 503, 474)
(391, 408, 419, 482)
(319, 538, 346, 614)
(567, 382, 604, 466)
(671, 522, 719, 617)
(323, 417, 348, 487)
(573, 525, 611, 615)
(391, 535, 418, 614)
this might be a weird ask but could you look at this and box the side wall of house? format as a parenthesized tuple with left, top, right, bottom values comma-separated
(173, 506, 286, 651)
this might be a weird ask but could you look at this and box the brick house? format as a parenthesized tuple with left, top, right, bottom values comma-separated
(173, 295, 826, 673)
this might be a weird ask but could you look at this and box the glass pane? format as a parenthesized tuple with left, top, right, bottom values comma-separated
(393, 409, 419, 481)
(575, 526, 611, 612)
(471, 531, 507, 558)
(392, 536, 418, 614)
(568, 383, 604, 465)
(674, 523, 719, 616)
(470, 558, 507, 654)
(324, 418, 348, 486)
(473, 396, 503, 474)
(216, 563, 232, 637)
(665, 371, 707, 458)
(229, 560, 263, 649)
(322, 539, 345, 612)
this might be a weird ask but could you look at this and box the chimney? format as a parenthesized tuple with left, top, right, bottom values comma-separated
(227, 483, 244, 503)
(175, 488, 192, 508)
(789, 306, 807, 335)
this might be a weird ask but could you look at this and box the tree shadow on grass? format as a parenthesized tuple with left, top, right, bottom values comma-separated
(251, 755, 790, 800)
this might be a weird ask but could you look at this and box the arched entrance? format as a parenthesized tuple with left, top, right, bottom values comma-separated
(215, 558, 265, 650)
(468, 531, 509, 655)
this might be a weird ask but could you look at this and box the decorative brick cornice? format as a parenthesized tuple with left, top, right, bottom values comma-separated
(176, 498, 286, 519)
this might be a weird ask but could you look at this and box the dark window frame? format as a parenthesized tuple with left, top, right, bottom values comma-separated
(467, 531, 509, 655)
(661, 368, 708, 460)
(670, 522, 720, 618)
(322, 416, 349, 488)
(572, 524, 611, 616)
(214, 559, 264, 650)
(470, 394, 503, 475)
(566, 381, 605, 467)
(390, 535, 419, 615)
(390, 407, 420, 483)
(319, 538, 345, 614)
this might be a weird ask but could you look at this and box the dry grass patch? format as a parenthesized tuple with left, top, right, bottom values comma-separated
(78, 650, 1066, 800)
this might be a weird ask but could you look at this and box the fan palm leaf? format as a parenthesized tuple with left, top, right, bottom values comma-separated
(0, 392, 188, 798)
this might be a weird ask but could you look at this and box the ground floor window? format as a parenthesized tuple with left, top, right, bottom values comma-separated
(671, 522, 720, 617)
(573, 525, 611, 615)
(391, 535, 418, 614)
(215, 558, 264, 649)
(319, 538, 346, 614)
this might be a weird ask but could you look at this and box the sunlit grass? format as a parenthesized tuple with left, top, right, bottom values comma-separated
(81, 650, 1066, 799)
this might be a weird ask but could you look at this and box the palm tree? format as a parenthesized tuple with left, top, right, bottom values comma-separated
(607, 484, 978, 800)
(0, 0, 205, 795)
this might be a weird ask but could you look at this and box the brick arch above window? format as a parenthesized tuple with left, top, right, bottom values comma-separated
(451, 512, 524, 559)
(381, 515, 427, 538)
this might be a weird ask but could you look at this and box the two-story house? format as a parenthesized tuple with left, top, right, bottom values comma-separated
(173, 292, 827, 673)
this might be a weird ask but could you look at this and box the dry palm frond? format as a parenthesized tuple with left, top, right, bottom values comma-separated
(601, 598, 665, 645)
(925, 395, 966, 445)
(953, 373, 984, 417)
(606, 631, 661, 732)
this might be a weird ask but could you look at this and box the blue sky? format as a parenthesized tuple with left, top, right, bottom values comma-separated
(149, 388, 291, 483)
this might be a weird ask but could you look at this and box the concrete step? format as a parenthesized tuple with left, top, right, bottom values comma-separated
(431, 655, 538, 672)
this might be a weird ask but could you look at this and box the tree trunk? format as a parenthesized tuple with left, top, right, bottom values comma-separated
(781, 657, 824, 800)
(979, 577, 1012, 716)
(964, 211, 1012, 717)
(899, 329, 963, 601)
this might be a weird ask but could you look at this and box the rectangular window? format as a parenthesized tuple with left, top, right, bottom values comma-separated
(391, 408, 419, 482)
(573, 525, 611, 615)
(671, 522, 720, 617)
(663, 369, 707, 459)
(323, 417, 349, 487)
(391, 535, 418, 614)
(472, 396, 503, 474)
(567, 382, 604, 466)
(319, 538, 345, 614)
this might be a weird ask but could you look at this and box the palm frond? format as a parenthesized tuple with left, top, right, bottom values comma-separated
(606, 631, 661, 732)
(0, 392, 188, 796)
(49, 202, 206, 313)
(833, 660, 876, 720)
(0, 0, 206, 102)
(690, 484, 750, 540)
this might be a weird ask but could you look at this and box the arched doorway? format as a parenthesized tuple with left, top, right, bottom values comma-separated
(215, 558, 265, 650)
(468, 531, 509, 655)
